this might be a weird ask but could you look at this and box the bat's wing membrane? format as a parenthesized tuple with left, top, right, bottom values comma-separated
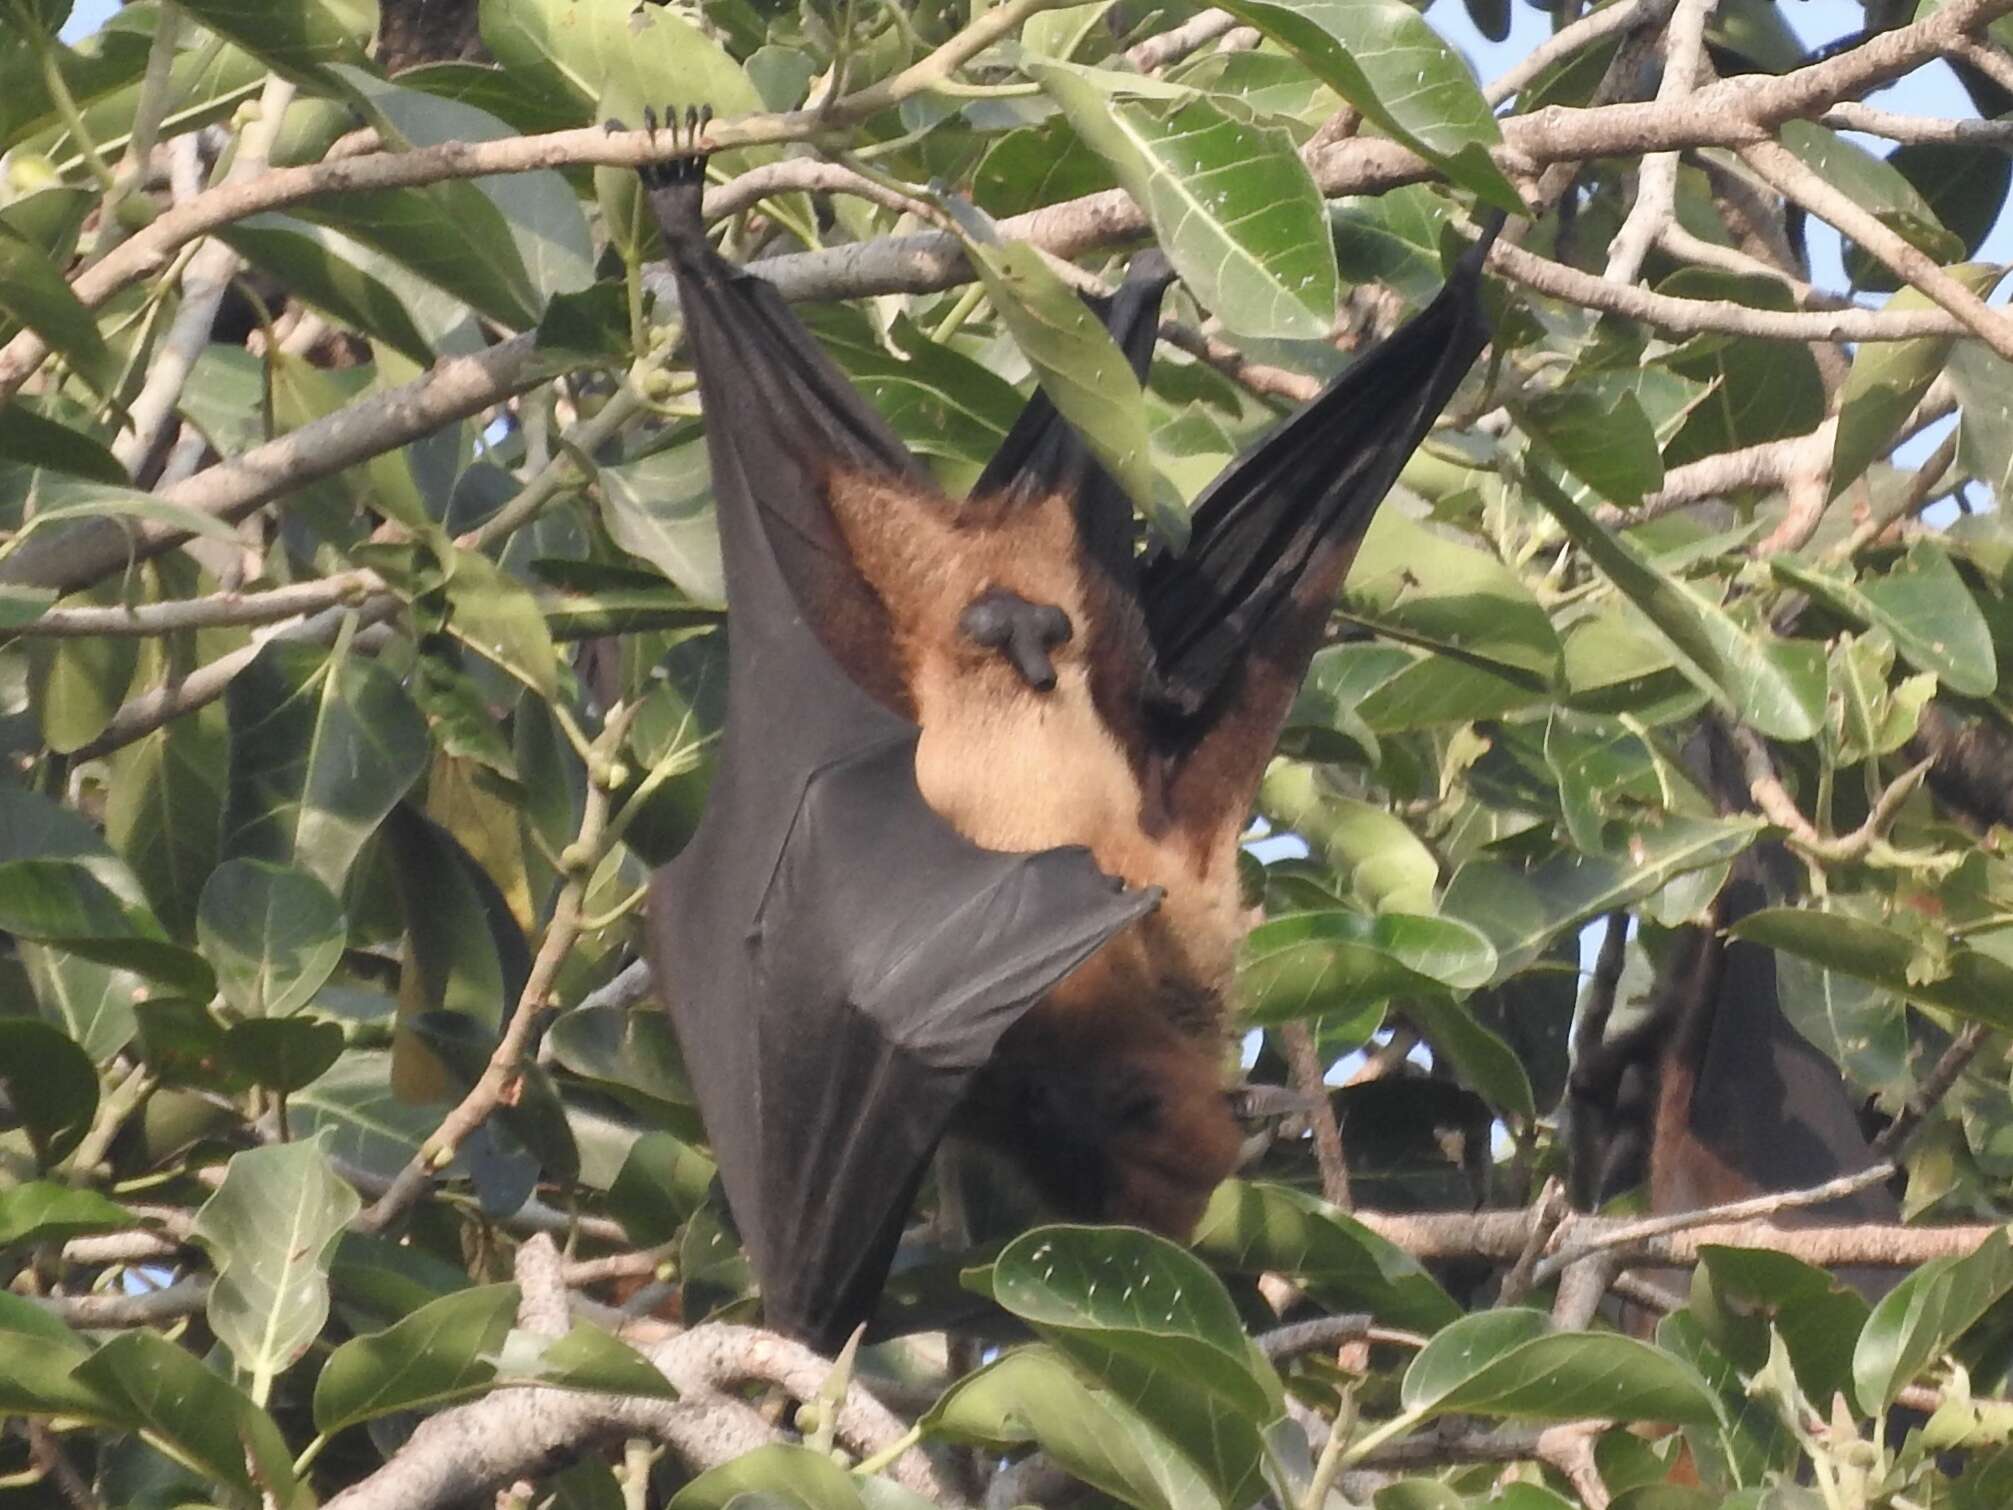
(740, 742, 1158, 1345)
(645, 139, 922, 715)
(1139, 225, 1499, 835)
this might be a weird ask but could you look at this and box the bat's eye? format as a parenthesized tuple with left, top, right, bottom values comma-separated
(1113, 1087, 1159, 1131)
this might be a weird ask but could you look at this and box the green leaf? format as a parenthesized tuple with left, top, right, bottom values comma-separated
(196, 858, 347, 1019)
(1657, 273, 1824, 467)
(0, 400, 125, 483)
(0, 1017, 98, 1167)
(1406, 996, 1535, 1120)
(382, 804, 529, 1032)
(1779, 120, 1964, 273)
(222, 638, 430, 895)
(608, 1131, 717, 1245)
(1829, 268, 2002, 499)
(0, 1291, 113, 1420)
(1846, 140, 2013, 292)
(598, 439, 726, 608)
(443, 547, 560, 699)
(136, 998, 248, 1093)
(73, 1330, 297, 1503)
(1952, 341, 2013, 505)
(1772, 950, 1910, 1093)
(1033, 64, 1336, 339)
(105, 709, 227, 940)
(811, 307, 1025, 475)
(1523, 467, 1823, 740)
(1732, 907, 2013, 1031)
(1402, 1309, 1722, 1426)
(961, 233, 1159, 528)
(1442, 815, 1760, 981)
(1692, 1246, 1870, 1406)
(985, 1225, 1279, 1504)
(975, 119, 1118, 218)
(194, 1136, 362, 1398)
(547, 1004, 695, 1114)
(670, 1444, 865, 1510)
(216, 212, 451, 361)
(304, 67, 592, 327)
(174, 0, 376, 80)
(1237, 908, 1496, 1027)
(313, 1282, 520, 1433)
(1771, 539, 1996, 698)
(1519, 385, 1664, 506)
(1855, 1229, 2013, 1412)
(0, 223, 117, 396)
(8, 479, 250, 563)
(479, 0, 764, 128)
(18, 943, 146, 1062)
(291, 1049, 437, 1179)
(1212, 0, 1524, 212)
(928, 1347, 1229, 1510)
(223, 1017, 346, 1094)
(0, 1181, 130, 1250)
(1192, 1179, 1459, 1333)
(504, 1322, 679, 1400)
(24, 576, 138, 754)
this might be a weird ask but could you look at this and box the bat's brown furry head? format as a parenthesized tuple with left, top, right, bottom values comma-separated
(960, 952, 1242, 1238)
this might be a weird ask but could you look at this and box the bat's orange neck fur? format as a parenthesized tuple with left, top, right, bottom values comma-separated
(824, 467, 1244, 1234)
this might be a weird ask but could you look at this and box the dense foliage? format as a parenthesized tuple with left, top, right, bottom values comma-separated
(8, 0, 2013, 1506)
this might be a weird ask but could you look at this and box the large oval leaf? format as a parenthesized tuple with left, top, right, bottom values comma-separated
(928, 1347, 1229, 1510)
(1192, 1179, 1459, 1333)
(194, 1136, 361, 1400)
(1237, 908, 1497, 1026)
(313, 1282, 519, 1433)
(1402, 1309, 1722, 1427)
(1034, 64, 1336, 339)
(196, 858, 347, 1019)
(1855, 1229, 2013, 1413)
(1771, 539, 1996, 698)
(985, 1225, 1281, 1505)
(1524, 468, 1824, 740)
(1213, 0, 1524, 212)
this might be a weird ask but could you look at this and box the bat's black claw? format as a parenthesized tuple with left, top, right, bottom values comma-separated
(960, 587, 1073, 694)
(630, 103, 712, 239)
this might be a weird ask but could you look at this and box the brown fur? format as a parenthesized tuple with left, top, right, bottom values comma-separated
(824, 467, 1245, 1234)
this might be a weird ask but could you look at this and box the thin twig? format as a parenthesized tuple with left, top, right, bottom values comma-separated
(1282, 1023, 1351, 1210)
(1602, 0, 1716, 285)
(1742, 137, 2013, 361)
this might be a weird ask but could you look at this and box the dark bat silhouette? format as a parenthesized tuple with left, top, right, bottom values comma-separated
(1568, 730, 1896, 1305)
(635, 110, 1498, 1348)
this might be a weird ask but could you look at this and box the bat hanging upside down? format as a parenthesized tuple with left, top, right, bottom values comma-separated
(632, 108, 1500, 1348)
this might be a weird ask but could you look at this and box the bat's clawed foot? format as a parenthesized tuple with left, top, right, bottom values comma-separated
(613, 103, 713, 194)
(960, 587, 1072, 694)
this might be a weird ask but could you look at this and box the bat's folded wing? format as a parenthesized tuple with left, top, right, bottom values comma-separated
(1140, 226, 1500, 727)
(657, 729, 1158, 1349)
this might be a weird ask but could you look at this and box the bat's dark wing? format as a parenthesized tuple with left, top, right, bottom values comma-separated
(971, 251, 1178, 587)
(1141, 223, 1501, 838)
(635, 124, 1156, 1349)
(1686, 882, 1896, 1224)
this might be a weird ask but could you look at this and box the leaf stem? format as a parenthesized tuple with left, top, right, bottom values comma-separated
(852, 1423, 923, 1478)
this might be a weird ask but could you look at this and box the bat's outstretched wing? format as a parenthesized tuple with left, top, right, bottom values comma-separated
(635, 118, 1156, 1349)
(1142, 222, 1501, 840)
